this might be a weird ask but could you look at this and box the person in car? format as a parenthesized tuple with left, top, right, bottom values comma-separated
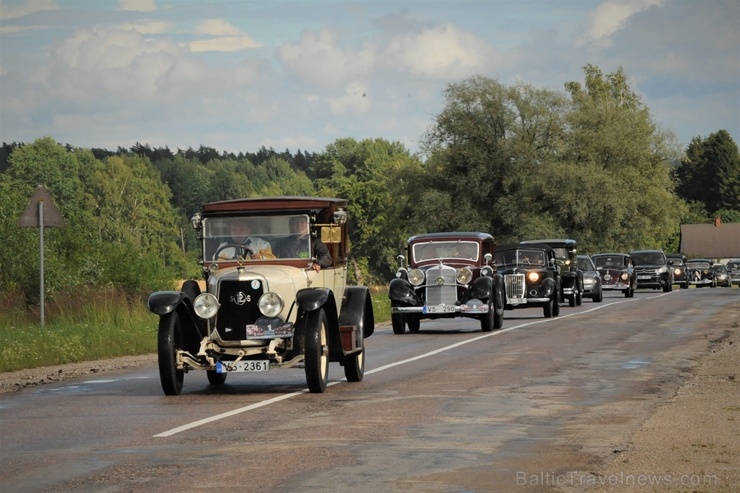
(278, 216, 332, 271)
(215, 220, 275, 260)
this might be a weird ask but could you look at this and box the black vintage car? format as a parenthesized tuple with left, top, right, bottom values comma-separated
(520, 239, 583, 306)
(495, 243, 561, 318)
(685, 258, 716, 288)
(712, 263, 732, 288)
(388, 232, 506, 334)
(727, 259, 740, 287)
(147, 197, 375, 395)
(629, 249, 674, 292)
(667, 253, 688, 289)
(577, 255, 603, 302)
(591, 253, 636, 298)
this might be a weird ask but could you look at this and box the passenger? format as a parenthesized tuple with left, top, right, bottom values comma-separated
(215, 220, 275, 260)
(278, 216, 332, 271)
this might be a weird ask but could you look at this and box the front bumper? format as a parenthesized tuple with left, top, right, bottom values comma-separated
(392, 300, 489, 315)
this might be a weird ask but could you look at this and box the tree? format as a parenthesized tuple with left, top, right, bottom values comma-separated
(675, 130, 740, 214)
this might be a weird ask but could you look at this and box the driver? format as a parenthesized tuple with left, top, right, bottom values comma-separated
(215, 220, 275, 260)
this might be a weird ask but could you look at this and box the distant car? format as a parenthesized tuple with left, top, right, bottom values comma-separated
(685, 258, 716, 288)
(711, 263, 732, 288)
(727, 259, 740, 287)
(629, 249, 674, 292)
(667, 253, 688, 289)
(495, 243, 561, 318)
(591, 253, 636, 298)
(388, 232, 505, 334)
(520, 239, 583, 306)
(576, 255, 603, 302)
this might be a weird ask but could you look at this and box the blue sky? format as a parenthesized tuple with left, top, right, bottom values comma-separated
(1, 0, 738, 156)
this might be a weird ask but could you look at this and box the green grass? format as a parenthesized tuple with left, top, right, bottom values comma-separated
(0, 286, 391, 373)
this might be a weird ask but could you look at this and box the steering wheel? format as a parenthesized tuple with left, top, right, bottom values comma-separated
(213, 243, 255, 260)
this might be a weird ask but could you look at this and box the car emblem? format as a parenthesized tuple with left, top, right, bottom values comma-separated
(232, 291, 248, 305)
(251, 280, 261, 290)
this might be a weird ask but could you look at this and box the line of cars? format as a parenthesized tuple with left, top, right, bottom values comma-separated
(388, 232, 740, 335)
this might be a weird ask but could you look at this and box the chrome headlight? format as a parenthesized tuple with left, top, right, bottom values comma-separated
(656, 266, 668, 274)
(258, 292, 284, 318)
(456, 268, 473, 284)
(527, 271, 540, 283)
(620, 273, 629, 281)
(673, 268, 681, 276)
(480, 265, 493, 277)
(408, 268, 425, 286)
(193, 293, 220, 319)
(395, 267, 408, 279)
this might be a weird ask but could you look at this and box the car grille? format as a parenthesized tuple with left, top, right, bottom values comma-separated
(505, 274, 525, 299)
(215, 280, 264, 340)
(425, 265, 457, 305)
(635, 268, 656, 277)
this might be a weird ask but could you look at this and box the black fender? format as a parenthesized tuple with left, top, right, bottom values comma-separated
(540, 277, 557, 298)
(464, 276, 493, 303)
(296, 288, 345, 362)
(388, 278, 419, 305)
(147, 290, 206, 350)
(339, 286, 375, 338)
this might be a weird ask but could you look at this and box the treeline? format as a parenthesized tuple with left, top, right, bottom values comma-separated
(1, 65, 738, 306)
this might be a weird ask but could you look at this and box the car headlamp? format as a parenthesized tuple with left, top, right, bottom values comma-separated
(527, 271, 540, 283)
(456, 268, 473, 285)
(408, 269, 425, 286)
(620, 273, 629, 281)
(480, 266, 493, 277)
(193, 293, 220, 319)
(673, 268, 681, 276)
(656, 266, 668, 274)
(258, 292, 284, 318)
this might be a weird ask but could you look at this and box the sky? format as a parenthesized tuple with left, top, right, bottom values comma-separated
(0, 0, 738, 157)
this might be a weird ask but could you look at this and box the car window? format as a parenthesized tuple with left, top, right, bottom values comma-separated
(593, 256, 624, 268)
(203, 214, 306, 260)
(631, 253, 665, 265)
(728, 262, 740, 270)
(495, 249, 546, 267)
(412, 241, 479, 262)
(687, 261, 711, 269)
(577, 258, 594, 270)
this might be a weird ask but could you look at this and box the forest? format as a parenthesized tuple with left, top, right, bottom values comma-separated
(2, 65, 739, 307)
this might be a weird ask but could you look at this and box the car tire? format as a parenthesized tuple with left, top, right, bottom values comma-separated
(576, 285, 582, 306)
(158, 311, 184, 396)
(407, 318, 420, 332)
(568, 294, 576, 307)
(543, 297, 554, 318)
(593, 287, 603, 303)
(304, 308, 329, 393)
(481, 299, 495, 332)
(207, 370, 227, 385)
(391, 313, 406, 334)
(343, 338, 364, 383)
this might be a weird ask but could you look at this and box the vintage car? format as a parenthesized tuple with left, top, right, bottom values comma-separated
(576, 255, 603, 302)
(711, 263, 732, 288)
(727, 259, 740, 287)
(667, 253, 688, 289)
(591, 253, 636, 298)
(495, 243, 561, 318)
(147, 197, 375, 395)
(629, 249, 674, 292)
(388, 232, 505, 334)
(520, 239, 583, 306)
(685, 258, 716, 288)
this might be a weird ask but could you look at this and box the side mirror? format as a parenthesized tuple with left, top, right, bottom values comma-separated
(484, 253, 493, 265)
(396, 254, 406, 269)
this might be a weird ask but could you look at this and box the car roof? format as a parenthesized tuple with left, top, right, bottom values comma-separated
(201, 196, 348, 214)
(520, 238, 577, 246)
(592, 252, 630, 257)
(497, 243, 554, 253)
(408, 232, 494, 243)
(629, 249, 665, 254)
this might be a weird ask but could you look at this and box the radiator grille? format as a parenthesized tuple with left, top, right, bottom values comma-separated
(425, 265, 457, 305)
(215, 280, 264, 340)
(505, 274, 526, 299)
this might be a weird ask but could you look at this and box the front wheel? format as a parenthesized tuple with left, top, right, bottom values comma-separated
(407, 318, 421, 332)
(343, 348, 364, 382)
(391, 313, 406, 334)
(158, 311, 184, 396)
(543, 297, 554, 318)
(304, 308, 329, 393)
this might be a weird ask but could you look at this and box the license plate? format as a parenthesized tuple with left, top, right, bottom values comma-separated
(216, 360, 269, 373)
(423, 304, 456, 314)
(637, 275, 651, 280)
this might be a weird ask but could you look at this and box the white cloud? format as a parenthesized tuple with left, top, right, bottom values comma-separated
(196, 19, 240, 36)
(0, 0, 58, 20)
(580, 0, 663, 46)
(117, 20, 170, 35)
(117, 0, 156, 13)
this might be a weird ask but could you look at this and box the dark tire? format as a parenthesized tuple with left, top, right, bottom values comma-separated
(575, 285, 582, 306)
(493, 297, 504, 329)
(304, 308, 329, 393)
(543, 298, 554, 318)
(680, 282, 688, 289)
(568, 293, 576, 307)
(407, 318, 420, 332)
(207, 370, 227, 385)
(158, 311, 184, 396)
(481, 300, 495, 332)
(391, 313, 406, 334)
(343, 346, 364, 383)
(593, 287, 603, 303)
(553, 295, 560, 316)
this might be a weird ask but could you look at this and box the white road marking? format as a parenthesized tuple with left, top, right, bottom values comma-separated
(154, 293, 669, 437)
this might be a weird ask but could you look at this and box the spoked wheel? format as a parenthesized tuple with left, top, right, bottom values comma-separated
(207, 370, 227, 386)
(407, 318, 420, 332)
(391, 313, 406, 334)
(304, 308, 329, 393)
(158, 311, 184, 396)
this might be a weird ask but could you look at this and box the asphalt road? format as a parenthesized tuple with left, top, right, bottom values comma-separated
(1, 287, 738, 493)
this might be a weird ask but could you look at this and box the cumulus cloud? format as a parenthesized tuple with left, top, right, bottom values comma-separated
(579, 0, 663, 47)
(186, 19, 260, 52)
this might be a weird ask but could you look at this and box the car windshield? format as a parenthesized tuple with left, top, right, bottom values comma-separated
(593, 256, 626, 268)
(202, 214, 312, 261)
(668, 257, 685, 266)
(712, 264, 726, 272)
(727, 262, 740, 270)
(494, 249, 546, 267)
(631, 252, 665, 265)
(412, 240, 479, 262)
(687, 261, 711, 269)
(577, 258, 595, 271)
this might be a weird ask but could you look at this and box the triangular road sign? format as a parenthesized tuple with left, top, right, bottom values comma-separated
(18, 185, 65, 228)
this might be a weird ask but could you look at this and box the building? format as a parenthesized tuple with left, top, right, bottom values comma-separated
(679, 217, 740, 260)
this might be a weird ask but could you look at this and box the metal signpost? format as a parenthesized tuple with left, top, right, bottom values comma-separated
(18, 185, 65, 327)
